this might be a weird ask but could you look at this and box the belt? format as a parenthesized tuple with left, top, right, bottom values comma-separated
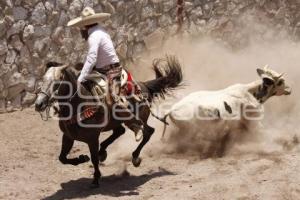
(98, 63, 120, 71)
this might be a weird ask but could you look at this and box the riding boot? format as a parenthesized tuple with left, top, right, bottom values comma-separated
(108, 69, 144, 142)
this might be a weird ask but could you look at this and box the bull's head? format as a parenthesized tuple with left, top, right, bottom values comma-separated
(35, 63, 68, 112)
(256, 65, 291, 102)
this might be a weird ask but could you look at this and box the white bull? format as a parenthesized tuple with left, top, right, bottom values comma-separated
(162, 66, 291, 157)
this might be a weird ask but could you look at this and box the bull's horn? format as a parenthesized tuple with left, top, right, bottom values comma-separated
(277, 73, 285, 79)
(263, 65, 269, 70)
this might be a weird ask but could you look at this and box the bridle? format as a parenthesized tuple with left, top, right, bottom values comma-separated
(37, 74, 66, 121)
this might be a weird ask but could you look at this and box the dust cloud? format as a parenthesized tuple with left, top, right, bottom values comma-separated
(98, 15, 300, 160)
(127, 33, 300, 159)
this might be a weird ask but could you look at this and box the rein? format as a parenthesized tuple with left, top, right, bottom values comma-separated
(39, 106, 51, 121)
(37, 74, 66, 121)
(37, 70, 97, 124)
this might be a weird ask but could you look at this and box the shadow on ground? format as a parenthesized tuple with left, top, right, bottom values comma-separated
(43, 168, 175, 200)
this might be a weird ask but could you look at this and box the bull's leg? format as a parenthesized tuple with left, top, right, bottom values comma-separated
(216, 132, 230, 157)
(59, 134, 90, 165)
(88, 139, 101, 187)
(132, 124, 155, 167)
(99, 125, 126, 162)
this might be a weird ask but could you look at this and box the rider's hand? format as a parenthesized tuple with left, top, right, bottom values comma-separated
(78, 80, 90, 92)
(77, 81, 82, 93)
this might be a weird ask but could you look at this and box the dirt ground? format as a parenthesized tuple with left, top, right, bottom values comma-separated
(1, 38, 300, 200)
(0, 108, 300, 200)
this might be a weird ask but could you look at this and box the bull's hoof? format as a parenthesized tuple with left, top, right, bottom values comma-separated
(132, 157, 142, 167)
(79, 154, 90, 163)
(99, 150, 107, 162)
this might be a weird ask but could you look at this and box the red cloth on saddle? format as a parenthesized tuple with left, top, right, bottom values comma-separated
(125, 71, 134, 95)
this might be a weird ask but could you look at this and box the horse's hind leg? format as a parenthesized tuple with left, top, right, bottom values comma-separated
(132, 124, 155, 167)
(59, 134, 90, 165)
(99, 125, 126, 162)
(88, 139, 101, 187)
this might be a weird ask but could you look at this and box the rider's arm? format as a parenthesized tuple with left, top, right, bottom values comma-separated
(78, 34, 101, 83)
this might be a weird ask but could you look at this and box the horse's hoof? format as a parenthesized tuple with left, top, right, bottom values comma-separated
(79, 154, 90, 163)
(99, 150, 107, 162)
(132, 157, 142, 167)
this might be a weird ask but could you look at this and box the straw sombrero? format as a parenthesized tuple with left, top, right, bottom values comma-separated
(67, 7, 111, 28)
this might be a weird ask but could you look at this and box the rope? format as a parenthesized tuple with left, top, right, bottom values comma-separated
(144, 98, 169, 125)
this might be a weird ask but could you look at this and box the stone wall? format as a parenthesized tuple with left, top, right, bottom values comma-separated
(1, 0, 300, 112)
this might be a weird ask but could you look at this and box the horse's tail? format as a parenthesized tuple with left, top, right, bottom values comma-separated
(143, 55, 183, 101)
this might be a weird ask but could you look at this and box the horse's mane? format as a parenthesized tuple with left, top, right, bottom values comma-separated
(64, 66, 80, 84)
(45, 61, 81, 86)
(62, 64, 92, 100)
(46, 61, 63, 69)
(74, 63, 84, 70)
(46, 62, 83, 72)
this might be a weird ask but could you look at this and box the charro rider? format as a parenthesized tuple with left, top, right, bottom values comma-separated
(67, 7, 143, 141)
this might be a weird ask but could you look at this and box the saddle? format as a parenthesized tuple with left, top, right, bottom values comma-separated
(64, 68, 143, 125)
(84, 69, 142, 103)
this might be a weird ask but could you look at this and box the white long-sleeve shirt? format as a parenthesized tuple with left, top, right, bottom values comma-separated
(78, 25, 120, 83)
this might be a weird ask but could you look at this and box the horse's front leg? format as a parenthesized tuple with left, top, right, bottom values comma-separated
(88, 138, 101, 187)
(99, 125, 126, 162)
(59, 134, 90, 165)
(132, 124, 154, 167)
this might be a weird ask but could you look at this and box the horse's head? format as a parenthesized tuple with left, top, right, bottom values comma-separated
(35, 62, 68, 112)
